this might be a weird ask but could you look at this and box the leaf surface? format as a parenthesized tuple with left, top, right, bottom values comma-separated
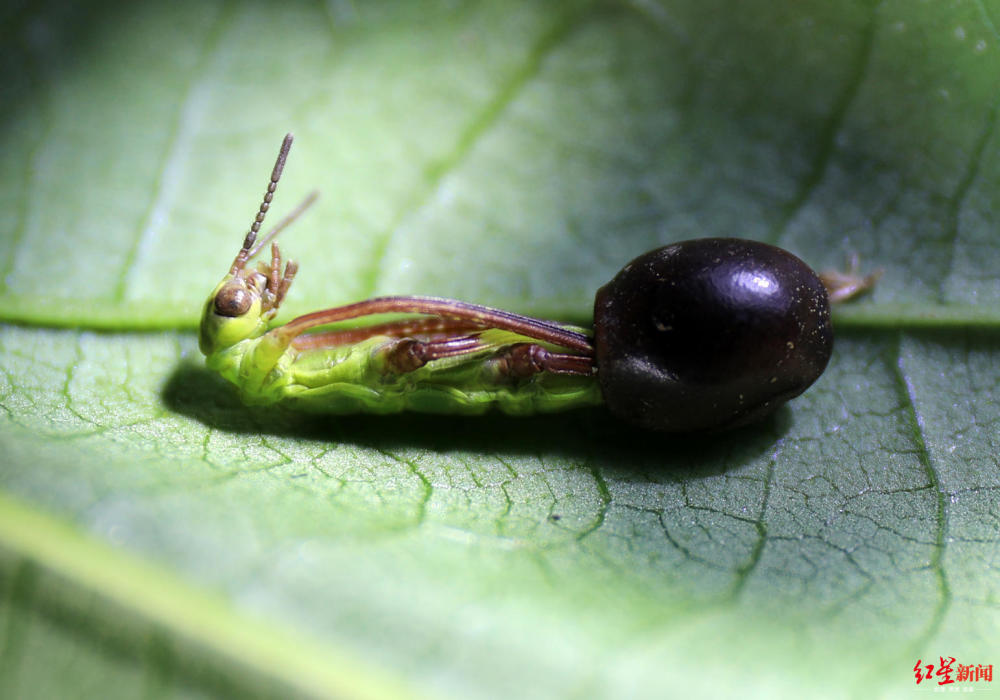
(1, 1, 998, 697)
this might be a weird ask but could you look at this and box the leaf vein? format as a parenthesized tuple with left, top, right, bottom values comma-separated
(727, 456, 774, 600)
(893, 333, 953, 656)
(364, 1, 599, 295)
(770, 0, 879, 244)
(938, 94, 1000, 304)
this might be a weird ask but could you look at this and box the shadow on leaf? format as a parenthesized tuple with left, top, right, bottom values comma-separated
(162, 359, 790, 481)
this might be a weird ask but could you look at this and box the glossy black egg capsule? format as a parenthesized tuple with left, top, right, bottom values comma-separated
(594, 238, 833, 432)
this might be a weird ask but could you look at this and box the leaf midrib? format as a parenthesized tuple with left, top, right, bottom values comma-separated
(0, 298, 996, 332)
(0, 490, 426, 700)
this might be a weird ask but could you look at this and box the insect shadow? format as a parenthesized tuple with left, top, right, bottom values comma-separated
(162, 360, 791, 481)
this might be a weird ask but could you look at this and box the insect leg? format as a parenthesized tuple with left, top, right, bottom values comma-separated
(275, 258, 298, 308)
(496, 343, 595, 378)
(269, 243, 282, 297)
(291, 318, 487, 351)
(385, 335, 484, 373)
(278, 296, 593, 354)
(820, 253, 882, 303)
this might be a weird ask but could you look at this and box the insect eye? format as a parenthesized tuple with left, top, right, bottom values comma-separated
(214, 284, 253, 317)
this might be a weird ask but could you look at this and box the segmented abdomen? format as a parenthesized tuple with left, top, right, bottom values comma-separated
(281, 335, 602, 416)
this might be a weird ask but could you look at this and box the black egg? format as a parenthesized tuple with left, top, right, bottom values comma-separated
(593, 238, 833, 432)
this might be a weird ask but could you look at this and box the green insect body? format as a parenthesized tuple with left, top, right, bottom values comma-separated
(203, 318, 601, 416)
(199, 134, 603, 418)
(289, 330, 602, 415)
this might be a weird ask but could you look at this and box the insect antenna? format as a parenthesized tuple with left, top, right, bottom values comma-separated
(248, 189, 319, 258)
(230, 133, 294, 274)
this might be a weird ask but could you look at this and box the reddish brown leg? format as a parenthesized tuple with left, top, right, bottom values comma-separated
(385, 338, 595, 376)
(277, 296, 593, 354)
(268, 243, 282, 300)
(291, 317, 488, 351)
(497, 343, 595, 378)
(274, 259, 298, 308)
(385, 335, 485, 373)
(256, 244, 298, 312)
(290, 313, 594, 377)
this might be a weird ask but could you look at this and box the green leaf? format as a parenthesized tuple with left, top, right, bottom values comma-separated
(1, 0, 998, 697)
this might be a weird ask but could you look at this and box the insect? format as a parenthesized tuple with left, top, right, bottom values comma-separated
(200, 134, 877, 432)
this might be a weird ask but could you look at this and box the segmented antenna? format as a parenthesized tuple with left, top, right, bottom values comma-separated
(230, 133, 294, 274)
(248, 189, 319, 258)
